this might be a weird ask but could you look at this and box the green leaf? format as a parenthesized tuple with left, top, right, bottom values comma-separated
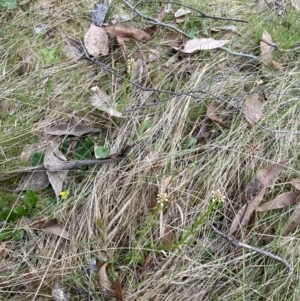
(13, 206, 27, 216)
(24, 190, 38, 210)
(30, 151, 44, 166)
(85, 137, 94, 149)
(61, 137, 71, 154)
(94, 146, 109, 159)
(12, 229, 24, 241)
(187, 28, 197, 39)
(137, 120, 153, 135)
(0, 0, 17, 9)
(44, 197, 56, 207)
(185, 137, 197, 148)
(0, 208, 19, 222)
(73, 137, 94, 160)
(40, 47, 60, 65)
(0, 229, 13, 241)
(201, 20, 209, 37)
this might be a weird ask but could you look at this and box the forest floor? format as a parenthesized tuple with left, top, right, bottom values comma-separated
(1, 0, 300, 300)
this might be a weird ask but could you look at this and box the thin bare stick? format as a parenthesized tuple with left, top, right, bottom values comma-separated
(220, 47, 258, 60)
(142, 0, 248, 23)
(261, 38, 277, 48)
(122, 0, 190, 38)
(208, 222, 292, 274)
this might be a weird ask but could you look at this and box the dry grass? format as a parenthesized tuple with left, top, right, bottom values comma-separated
(1, 0, 300, 300)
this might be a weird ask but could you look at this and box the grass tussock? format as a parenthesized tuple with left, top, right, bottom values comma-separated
(1, 0, 300, 300)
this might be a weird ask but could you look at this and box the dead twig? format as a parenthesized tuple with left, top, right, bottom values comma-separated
(142, 0, 248, 23)
(208, 222, 292, 274)
(220, 47, 258, 60)
(122, 0, 190, 38)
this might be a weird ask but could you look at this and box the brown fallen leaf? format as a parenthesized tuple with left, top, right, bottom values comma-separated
(99, 263, 112, 296)
(176, 38, 230, 54)
(260, 31, 283, 70)
(283, 203, 300, 235)
(15, 171, 50, 192)
(44, 221, 70, 239)
(33, 219, 70, 239)
(174, 8, 191, 23)
(105, 23, 151, 42)
(84, 23, 109, 57)
(230, 188, 266, 235)
(290, 179, 300, 190)
(256, 191, 300, 211)
(62, 43, 81, 60)
(160, 175, 173, 194)
(44, 145, 68, 198)
(207, 103, 230, 129)
(260, 31, 274, 63)
(130, 58, 144, 85)
(244, 92, 261, 127)
(116, 36, 127, 60)
(257, 159, 289, 187)
(90, 86, 123, 117)
(20, 143, 44, 163)
(46, 121, 101, 136)
(114, 275, 123, 301)
(245, 159, 289, 198)
(230, 159, 288, 234)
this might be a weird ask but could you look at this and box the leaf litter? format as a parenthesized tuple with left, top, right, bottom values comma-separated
(105, 23, 151, 42)
(244, 92, 261, 127)
(256, 191, 300, 211)
(90, 86, 123, 117)
(92, 1, 109, 27)
(99, 263, 112, 296)
(15, 171, 50, 192)
(176, 38, 230, 53)
(33, 219, 70, 239)
(84, 24, 109, 57)
(260, 30, 283, 70)
(46, 119, 102, 136)
(44, 145, 68, 198)
(206, 103, 230, 129)
(174, 8, 191, 23)
(230, 159, 288, 234)
(3, 0, 298, 298)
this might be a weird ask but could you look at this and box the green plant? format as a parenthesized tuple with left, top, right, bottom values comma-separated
(94, 146, 109, 159)
(0, 0, 16, 9)
(0, 190, 39, 241)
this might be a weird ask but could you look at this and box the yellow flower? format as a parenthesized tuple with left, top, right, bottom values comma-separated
(59, 190, 70, 200)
